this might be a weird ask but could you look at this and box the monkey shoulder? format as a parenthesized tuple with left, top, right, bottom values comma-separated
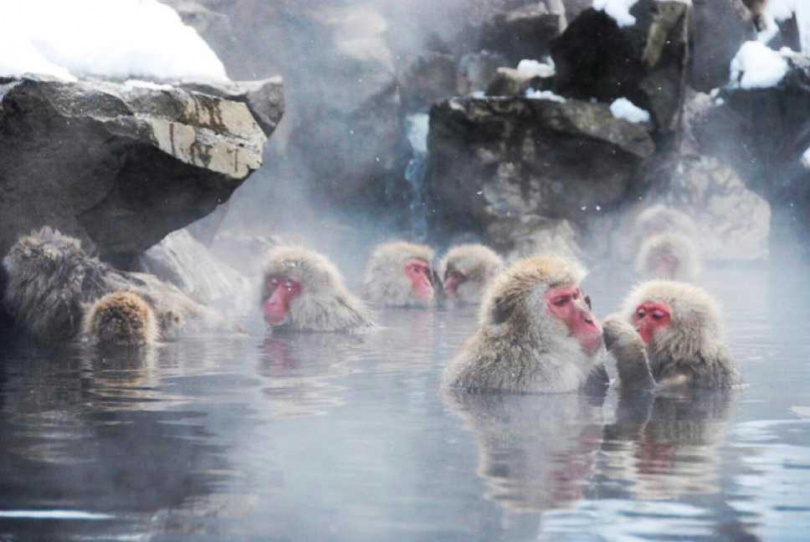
(657, 347, 741, 389)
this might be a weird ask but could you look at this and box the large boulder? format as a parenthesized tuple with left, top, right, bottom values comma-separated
(695, 52, 810, 239)
(424, 96, 655, 241)
(550, 1, 690, 136)
(0, 76, 281, 266)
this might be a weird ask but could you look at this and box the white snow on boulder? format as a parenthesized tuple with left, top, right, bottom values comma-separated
(610, 98, 650, 123)
(802, 146, 810, 170)
(525, 88, 567, 103)
(730, 41, 789, 89)
(0, 0, 228, 82)
(592, 0, 639, 27)
(516, 59, 555, 79)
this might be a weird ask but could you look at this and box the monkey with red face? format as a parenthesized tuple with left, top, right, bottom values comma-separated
(362, 242, 436, 308)
(439, 244, 504, 306)
(603, 280, 741, 391)
(261, 246, 375, 332)
(636, 233, 699, 282)
(442, 255, 608, 394)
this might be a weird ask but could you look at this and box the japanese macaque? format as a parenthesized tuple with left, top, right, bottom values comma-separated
(635, 205, 698, 240)
(603, 280, 741, 391)
(362, 242, 436, 307)
(635, 233, 700, 282)
(261, 246, 375, 332)
(442, 255, 608, 394)
(2, 227, 217, 344)
(83, 291, 159, 346)
(439, 244, 504, 305)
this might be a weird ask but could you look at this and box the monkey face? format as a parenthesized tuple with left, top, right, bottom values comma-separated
(263, 275, 303, 326)
(443, 268, 466, 298)
(404, 258, 434, 304)
(544, 284, 602, 356)
(632, 301, 671, 344)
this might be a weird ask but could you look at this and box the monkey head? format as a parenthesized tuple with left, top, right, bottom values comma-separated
(439, 244, 504, 304)
(620, 280, 723, 359)
(635, 205, 697, 239)
(635, 233, 699, 282)
(261, 246, 373, 331)
(363, 242, 436, 307)
(483, 255, 602, 357)
(84, 290, 158, 346)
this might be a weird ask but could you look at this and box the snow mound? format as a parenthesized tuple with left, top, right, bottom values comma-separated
(517, 59, 555, 79)
(525, 88, 567, 103)
(610, 98, 650, 123)
(730, 41, 789, 89)
(0, 0, 228, 83)
(592, 0, 639, 27)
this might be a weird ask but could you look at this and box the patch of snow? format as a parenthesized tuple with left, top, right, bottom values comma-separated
(516, 59, 555, 79)
(0, 0, 228, 82)
(592, 0, 639, 27)
(470, 90, 486, 98)
(758, 0, 810, 52)
(525, 88, 567, 103)
(123, 80, 174, 91)
(730, 41, 789, 89)
(610, 97, 650, 123)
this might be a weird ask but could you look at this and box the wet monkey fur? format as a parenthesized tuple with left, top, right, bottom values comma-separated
(603, 280, 741, 391)
(443, 255, 608, 394)
(261, 246, 375, 332)
(362, 242, 436, 308)
(2, 227, 217, 344)
(83, 291, 159, 346)
(439, 244, 504, 305)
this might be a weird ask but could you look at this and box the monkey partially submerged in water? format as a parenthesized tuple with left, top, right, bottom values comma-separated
(3, 227, 217, 344)
(83, 291, 160, 347)
(261, 246, 375, 332)
(635, 233, 700, 282)
(443, 255, 608, 394)
(439, 244, 504, 306)
(362, 242, 436, 308)
(603, 280, 741, 391)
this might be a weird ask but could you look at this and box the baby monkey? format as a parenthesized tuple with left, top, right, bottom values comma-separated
(83, 291, 160, 347)
(603, 280, 741, 391)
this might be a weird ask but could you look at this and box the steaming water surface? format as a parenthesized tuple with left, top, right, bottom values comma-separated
(1, 267, 810, 540)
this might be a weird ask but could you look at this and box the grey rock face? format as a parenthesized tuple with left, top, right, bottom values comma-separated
(0, 76, 280, 265)
(425, 96, 655, 242)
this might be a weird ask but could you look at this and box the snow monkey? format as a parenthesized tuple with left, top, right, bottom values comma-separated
(635, 205, 698, 240)
(83, 291, 159, 347)
(2, 227, 214, 344)
(603, 280, 741, 391)
(635, 233, 700, 282)
(439, 244, 504, 305)
(442, 255, 608, 394)
(261, 246, 375, 332)
(362, 242, 436, 307)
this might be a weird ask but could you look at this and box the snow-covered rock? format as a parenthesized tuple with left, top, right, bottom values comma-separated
(610, 98, 651, 123)
(0, 0, 227, 82)
(592, 0, 639, 27)
(730, 41, 789, 88)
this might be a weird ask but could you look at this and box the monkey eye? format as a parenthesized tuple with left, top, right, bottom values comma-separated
(552, 296, 570, 307)
(636, 309, 646, 319)
(651, 310, 666, 321)
(284, 280, 295, 291)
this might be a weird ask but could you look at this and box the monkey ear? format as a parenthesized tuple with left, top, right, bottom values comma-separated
(489, 295, 512, 324)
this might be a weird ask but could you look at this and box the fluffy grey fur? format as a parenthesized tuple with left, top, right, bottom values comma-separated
(603, 280, 741, 391)
(3, 227, 216, 344)
(438, 244, 504, 305)
(442, 255, 608, 394)
(635, 233, 700, 282)
(82, 291, 160, 346)
(262, 246, 375, 332)
(362, 241, 435, 308)
(635, 205, 698, 239)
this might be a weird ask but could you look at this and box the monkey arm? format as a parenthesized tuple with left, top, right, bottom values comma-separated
(603, 316, 656, 391)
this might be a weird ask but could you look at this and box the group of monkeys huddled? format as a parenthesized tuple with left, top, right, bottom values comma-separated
(2, 205, 739, 394)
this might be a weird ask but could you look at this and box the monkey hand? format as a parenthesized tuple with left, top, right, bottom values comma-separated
(603, 316, 655, 390)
